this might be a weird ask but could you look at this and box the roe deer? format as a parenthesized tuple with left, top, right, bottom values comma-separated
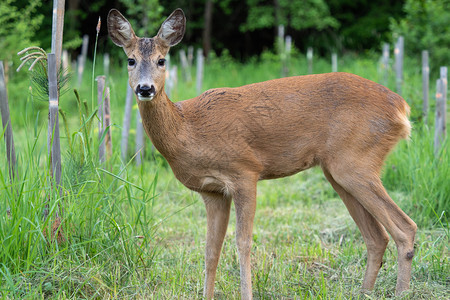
(108, 8, 417, 299)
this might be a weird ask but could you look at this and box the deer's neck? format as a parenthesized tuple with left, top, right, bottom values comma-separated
(137, 92, 184, 160)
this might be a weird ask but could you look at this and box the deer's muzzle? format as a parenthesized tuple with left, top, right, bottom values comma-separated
(136, 84, 156, 101)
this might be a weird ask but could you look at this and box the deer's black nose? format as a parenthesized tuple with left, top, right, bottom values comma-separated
(136, 84, 156, 98)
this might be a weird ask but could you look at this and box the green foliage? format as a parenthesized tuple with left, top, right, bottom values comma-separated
(29, 64, 71, 102)
(1, 39, 448, 297)
(0, 71, 159, 297)
(390, 0, 450, 69)
(241, 0, 338, 32)
(120, 0, 164, 36)
(328, 0, 405, 52)
(383, 125, 449, 228)
(0, 133, 159, 298)
(0, 0, 43, 62)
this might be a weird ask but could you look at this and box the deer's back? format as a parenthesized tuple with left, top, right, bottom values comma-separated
(174, 72, 409, 188)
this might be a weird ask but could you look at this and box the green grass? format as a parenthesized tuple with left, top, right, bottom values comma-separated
(384, 125, 449, 228)
(0, 50, 448, 298)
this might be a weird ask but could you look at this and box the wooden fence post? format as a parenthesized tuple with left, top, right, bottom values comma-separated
(440, 66, 447, 101)
(434, 79, 446, 155)
(196, 48, 204, 95)
(51, 0, 65, 72)
(62, 50, 70, 72)
(135, 108, 144, 166)
(422, 50, 429, 122)
(47, 54, 62, 194)
(103, 53, 110, 78)
(166, 54, 171, 97)
(96, 75, 106, 163)
(45, 0, 65, 223)
(179, 49, 191, 82)
(434, 67, 447, 155)
(331, 53, 338, 72)
(307, 47, 313, 74)
(188, 46, 194, 68)
(394, 36, 404, 95)
(104, 87, 112, 159)
(382, 43, 389, 86)
(0, 61, 16, 182)
(166, 65, 178, 98)
(277, 25, 285, 54)
(277, 25, 285, 76)
(166, 54, 177, 98)
(77, 35, 89, 86)
(121, 84, 133, 161)
(282, 35, 292, 77)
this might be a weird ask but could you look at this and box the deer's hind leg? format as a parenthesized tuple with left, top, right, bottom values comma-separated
(322, 168, 389, 292)
(324, 162, 417, 296)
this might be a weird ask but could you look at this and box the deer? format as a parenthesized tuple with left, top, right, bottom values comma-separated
(107, 8, 417, 299)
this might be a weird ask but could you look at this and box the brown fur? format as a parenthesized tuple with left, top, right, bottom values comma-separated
(108, 9, 417, 299)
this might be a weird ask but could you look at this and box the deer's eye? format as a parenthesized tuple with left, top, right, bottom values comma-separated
(128, 58, 136, 66)
(157, 58, 166, 67)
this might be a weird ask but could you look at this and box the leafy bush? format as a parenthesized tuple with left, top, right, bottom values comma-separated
(0, 0, 43, 63)
(241, 0, 338, 32)
(390, 0, 450, 70)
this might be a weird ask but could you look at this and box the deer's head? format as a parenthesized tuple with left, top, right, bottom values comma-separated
(107, 9, 185, 101)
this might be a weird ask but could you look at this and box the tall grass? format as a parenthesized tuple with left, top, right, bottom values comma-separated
(1, 49, 448, 298)
(383, 125, 449, 228)
(0, 137, 162, 297)
(0, 77, 162, 298)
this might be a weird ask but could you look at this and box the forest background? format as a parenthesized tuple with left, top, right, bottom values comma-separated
(1, 0, 449, 68)
(0, 0, 448, 298)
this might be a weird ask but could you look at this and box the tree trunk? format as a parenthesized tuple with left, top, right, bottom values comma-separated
(273, 0, 281, 37)
(202, 0, 213, 58)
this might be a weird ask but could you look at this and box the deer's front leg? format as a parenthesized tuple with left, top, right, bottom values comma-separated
(201, 192, 232, 300)
(233, 178, 258, 300)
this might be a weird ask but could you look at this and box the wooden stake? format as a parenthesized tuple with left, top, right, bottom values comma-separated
(394, 36, 404, 95)
(422, 50, 429, 122)
(282, 35, 291, 77)
(187, 46, 194, 68)
(47, 54, 62, 193)
(179, 49, 191, 82)
(135, 108, 144, 166)
(277, 25, 285, 56)
(0, 61, 16, 182)
(104, 87, 112, 159)
(307, 47, 313, 74)
(121, 84, 133, 161)
(434, 78, 446, 155)
(96, 75, 106, 163)
(103, 53, 110, 77)
(440, 66, 447, 101)
(62, 50, 69, 72)
(196, 48, 204, 95)
(382, 43, 389, 86)
(47, 0, 65, 222)
(332, 53, 338, 72)
(51, 0, 65, 72)
(166, 65, 178, 98)
(434, 67, 447, 156)
(166, 54, 172, 98)
(77, 35, 89, 86)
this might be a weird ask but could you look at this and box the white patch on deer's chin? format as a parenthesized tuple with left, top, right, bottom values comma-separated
(137, 94, 155, 101)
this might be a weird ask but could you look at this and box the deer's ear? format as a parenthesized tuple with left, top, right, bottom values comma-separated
(107, 9, 137, 48)
(156, 9, 186, 47)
